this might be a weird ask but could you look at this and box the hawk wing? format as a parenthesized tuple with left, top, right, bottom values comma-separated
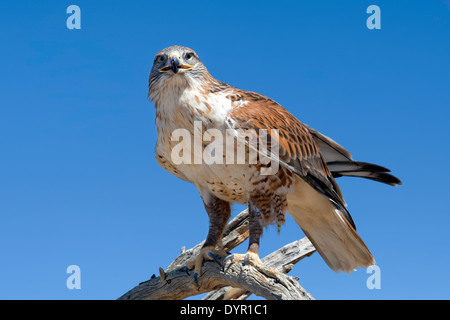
(305, 125, 402, 186)
(224, 89, 355, 228)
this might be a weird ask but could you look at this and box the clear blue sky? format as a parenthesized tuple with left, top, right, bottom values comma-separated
(0, 0, 449, 300)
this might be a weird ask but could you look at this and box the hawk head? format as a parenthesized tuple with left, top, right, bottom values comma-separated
(148, 46, 212, 102)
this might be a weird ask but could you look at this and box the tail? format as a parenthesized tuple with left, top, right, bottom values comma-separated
(287, 177, 375, 273)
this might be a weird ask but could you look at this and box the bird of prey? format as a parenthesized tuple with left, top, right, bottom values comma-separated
(148, 45, 401, 282)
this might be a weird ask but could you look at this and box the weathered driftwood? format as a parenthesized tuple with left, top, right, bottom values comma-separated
(118, 209, 316, 300)
(203, 236, 316, 300)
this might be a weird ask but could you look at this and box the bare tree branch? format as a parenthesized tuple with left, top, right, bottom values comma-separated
(203, 236, 316, 300)
(118, 209, 316, 300)
(118, 255, 313, 300)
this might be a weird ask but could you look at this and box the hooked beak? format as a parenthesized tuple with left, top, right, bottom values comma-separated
(171, 55, 180, 73)
(159, 52, 194, 73)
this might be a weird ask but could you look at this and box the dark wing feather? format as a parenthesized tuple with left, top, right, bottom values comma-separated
(305, 125, 402, 186)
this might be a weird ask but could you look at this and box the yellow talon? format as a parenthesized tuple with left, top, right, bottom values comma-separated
(186, 246, 227, 285)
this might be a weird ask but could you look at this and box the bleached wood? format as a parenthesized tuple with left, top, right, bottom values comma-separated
(118, 209, 315, 300)
(203, 236, 316, 300)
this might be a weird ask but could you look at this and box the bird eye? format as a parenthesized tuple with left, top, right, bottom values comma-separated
(155, 55, 165, 63)
(185, 52, 195, 60)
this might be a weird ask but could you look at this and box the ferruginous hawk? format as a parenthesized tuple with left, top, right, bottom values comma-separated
(148, 45, 401, 283)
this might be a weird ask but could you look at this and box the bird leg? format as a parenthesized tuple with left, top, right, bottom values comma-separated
(186, 195, 230, 285)
(223, 197, 279, 279)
